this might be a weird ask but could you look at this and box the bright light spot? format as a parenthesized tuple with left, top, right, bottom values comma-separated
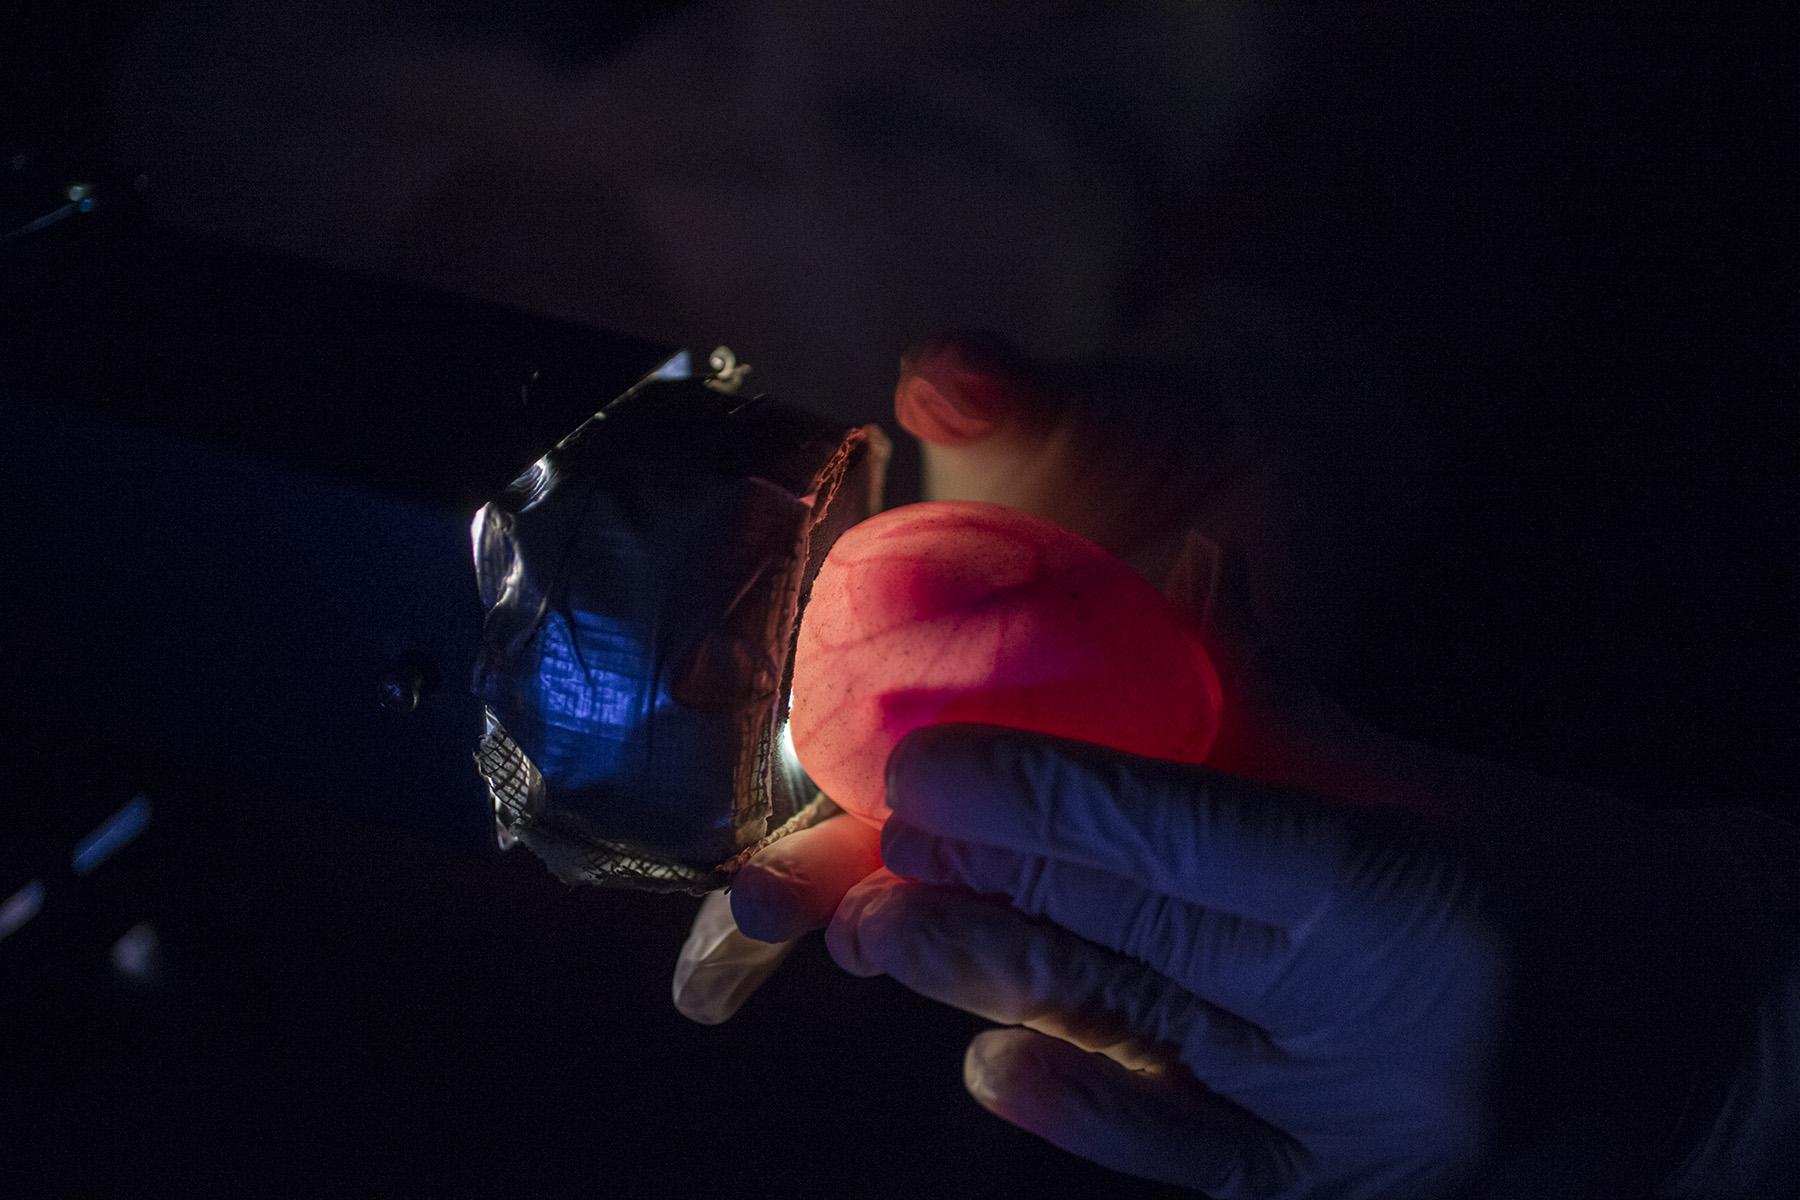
(72, 794, 153, 876)
(780, 719, 799, 769)
(0, 880, 45, 942)
(110, 922, 159, 976)
(470, 503, 491, 556)
(646, 349, 694, 381)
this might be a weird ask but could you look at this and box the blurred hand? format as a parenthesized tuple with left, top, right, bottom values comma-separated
(827, 725, 1799, 1197)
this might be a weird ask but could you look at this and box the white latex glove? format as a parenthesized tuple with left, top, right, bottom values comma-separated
(672, 526, 1396, 1024)
(823, 723, 1800, 1198)
(672, 809, 882, 1023)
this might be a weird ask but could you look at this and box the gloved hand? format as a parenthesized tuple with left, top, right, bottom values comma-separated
(673, 461, 1412, 1026)
(825, 726, 1800, 1198)
(671, 526, 1361, 1025)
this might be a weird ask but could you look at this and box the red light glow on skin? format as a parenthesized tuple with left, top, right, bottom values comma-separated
(790, 500, 1223, 827)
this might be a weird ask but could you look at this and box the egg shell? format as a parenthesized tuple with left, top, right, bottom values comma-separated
(790, 500, 1222, 825)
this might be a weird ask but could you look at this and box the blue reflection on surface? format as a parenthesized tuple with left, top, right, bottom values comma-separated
(532, 610, 642, 734)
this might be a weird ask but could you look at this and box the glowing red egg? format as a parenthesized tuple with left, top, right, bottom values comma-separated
(790, 500, 1222, 826)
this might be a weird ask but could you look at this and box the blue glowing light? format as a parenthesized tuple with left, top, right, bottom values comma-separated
(534, 610, 641, 733)
(646, 349, 694, 381)
(72, 794, 153, 876)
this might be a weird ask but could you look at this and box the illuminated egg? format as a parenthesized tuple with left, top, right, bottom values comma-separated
(790, 500, 1222, 826)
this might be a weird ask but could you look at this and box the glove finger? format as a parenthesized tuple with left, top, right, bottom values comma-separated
(827, 870, 1286, 1086)
(886, 725, 1350, 928)
(672, 890, 799, 1025)
(882, 819, 1304, 1031)
(894, 330, 1057, 447)
(729, 812, 884, 943)
(964, 1027, 1302, 1198)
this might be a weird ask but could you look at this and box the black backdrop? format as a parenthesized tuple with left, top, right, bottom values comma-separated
(3, 5, 1794, 1196)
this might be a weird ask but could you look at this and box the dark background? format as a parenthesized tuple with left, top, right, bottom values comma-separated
(3, 4, 1794, 1196)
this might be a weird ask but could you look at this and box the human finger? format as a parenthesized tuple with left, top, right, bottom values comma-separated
(886, 725, 1350, 928)
(729, 812, 884, 942)
(880, 818, 1301, 1029)
(672, 890, 800, 1025)
(963, 1027, 1303, 1198)
(825, 870, 1286, 1084)
(893, 330, 1059, 447)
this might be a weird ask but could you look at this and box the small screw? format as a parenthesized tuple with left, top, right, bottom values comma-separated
(377, 671, 421, 713)
(376, 652, 439, 714)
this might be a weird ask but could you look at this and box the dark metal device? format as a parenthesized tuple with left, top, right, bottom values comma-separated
(470, 351, 889, 892)
(4, 161, 890, 901)
(0, 168, 677, 860)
